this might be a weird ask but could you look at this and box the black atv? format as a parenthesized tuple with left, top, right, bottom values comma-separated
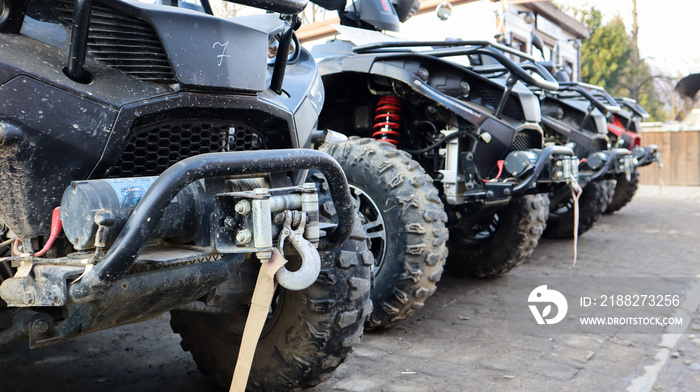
(310, 0, 576, 328)
(477, 55, 660, 237)
(529, 78, 632, 237)
(0, 0, 371, 390)
(605, 97, 660, 214)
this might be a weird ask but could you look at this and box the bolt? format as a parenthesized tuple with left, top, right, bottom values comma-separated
(503, 188, 511, 196)
(479, 132, 492, 143)
(31, 319, 49, 334)
(556, 160, 563, 167)
(224, 216, 236, 230)
(236, 229, 252, 245)
(50, 286, 62, 306)
(485, 191, 494, 198)
(23, 291, 35, 305)
(273, 213, 285, 224)
(555, 171, 563, 178)
(235, 200, 251, 215)
(256, 250, 272, 262)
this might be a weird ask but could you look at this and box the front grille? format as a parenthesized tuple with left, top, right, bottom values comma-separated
(480, 90, 525, 120)
(107, 120, 266, 178)
(55, 1, 177, 84)
(510, 131, 540, 152)
(590, 138, 608, 154)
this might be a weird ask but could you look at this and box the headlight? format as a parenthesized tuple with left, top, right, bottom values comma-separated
(416, 66, 429, 82)
(459, 80, 470, 98)
(267, 33, 299, 66)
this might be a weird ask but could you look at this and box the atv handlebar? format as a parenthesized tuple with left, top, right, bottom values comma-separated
(222, 0, 307, 14)
(472, 62, 621, 115)
(462, 47, 560, 91)
(556, 82, 621, 116)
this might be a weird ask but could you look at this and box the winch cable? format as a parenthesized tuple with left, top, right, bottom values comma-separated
(658, 154, 664, 196)
(230, 249, 287, 392)
(570, 177, 583, 266)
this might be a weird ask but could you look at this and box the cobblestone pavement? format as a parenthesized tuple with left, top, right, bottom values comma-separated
(1, 185, 699, 392)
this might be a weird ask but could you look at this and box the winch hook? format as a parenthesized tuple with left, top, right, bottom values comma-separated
(274, 210, 321, 291)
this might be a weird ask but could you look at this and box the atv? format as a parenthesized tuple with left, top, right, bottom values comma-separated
(605, 97, 660, 213)
(472, 53, 640, 238)
(0, 0, 371, 390)
(309, 0, 576, 328)
(536, 81, 628, 237)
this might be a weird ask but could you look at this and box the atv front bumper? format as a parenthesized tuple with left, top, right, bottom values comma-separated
(461, 145, 577, 204)
(633, 144, 661, 168)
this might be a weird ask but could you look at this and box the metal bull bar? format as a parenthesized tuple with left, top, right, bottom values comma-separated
(587, 148, 634, 182)
(69, 149, 354, 303)
(633, 144, 660, 168)
(511, 145, 576, 194)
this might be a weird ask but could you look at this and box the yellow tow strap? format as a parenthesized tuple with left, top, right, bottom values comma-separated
(229, 249, 287, 392)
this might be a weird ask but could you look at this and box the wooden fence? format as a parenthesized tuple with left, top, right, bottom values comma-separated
(637, 130, 700, 186)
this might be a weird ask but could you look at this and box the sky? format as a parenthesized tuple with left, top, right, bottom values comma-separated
(556, 0, 700, 77)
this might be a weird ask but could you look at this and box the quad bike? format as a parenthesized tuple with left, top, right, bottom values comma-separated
(605, 97, 660, 213)
(535, 81, 628, 238)
(0, 0, 372, 390)
(309, 0, 576, 328)
(473, 55, 640, 238)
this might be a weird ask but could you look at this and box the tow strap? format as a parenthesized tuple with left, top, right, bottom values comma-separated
(571, 178, 582, 266)
(229, 249, 287, 392)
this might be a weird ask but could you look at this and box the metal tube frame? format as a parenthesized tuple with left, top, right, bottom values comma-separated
(66, 0, 92, 83)
(69, 149, 354, 302)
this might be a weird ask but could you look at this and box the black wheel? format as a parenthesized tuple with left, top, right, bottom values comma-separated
(543, 180, 610, 239)
(321, 137, 448, 329)
(605, 169, 639, 214)
(170, 211, 372, 391)
(446, 194, 549, 278)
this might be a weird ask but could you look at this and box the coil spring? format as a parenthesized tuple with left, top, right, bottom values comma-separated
(372, 95, 402, 145)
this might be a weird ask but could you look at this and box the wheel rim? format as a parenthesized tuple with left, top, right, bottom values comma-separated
(549, 195, 575, 220)
(202, 287, 286, 344)
(458, 213, 500, 246)
(349, 185, 387, 274)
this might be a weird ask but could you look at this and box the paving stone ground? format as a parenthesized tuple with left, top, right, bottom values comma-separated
(1, 185, 698, 392)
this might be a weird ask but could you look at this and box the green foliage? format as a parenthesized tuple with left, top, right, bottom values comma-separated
(566, 5, 667, 121)
(580, 16, 631, 90)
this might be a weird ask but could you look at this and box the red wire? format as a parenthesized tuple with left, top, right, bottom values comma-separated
(483, 160, 505, 182)
(33, 207, 62, 257)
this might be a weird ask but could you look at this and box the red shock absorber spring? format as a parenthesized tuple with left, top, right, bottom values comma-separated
(372, 95, 402, 145)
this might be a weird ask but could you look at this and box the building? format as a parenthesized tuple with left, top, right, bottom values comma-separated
(298, 0, 589, 81)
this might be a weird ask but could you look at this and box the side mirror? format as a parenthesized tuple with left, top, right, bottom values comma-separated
(531, 32, 545, 58)
(394, 0, 421, 23)
(436, 2, 453, 21)
(552, 42, 561, 66)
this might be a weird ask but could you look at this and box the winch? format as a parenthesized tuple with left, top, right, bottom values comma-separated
(60, 176, 320, 255)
